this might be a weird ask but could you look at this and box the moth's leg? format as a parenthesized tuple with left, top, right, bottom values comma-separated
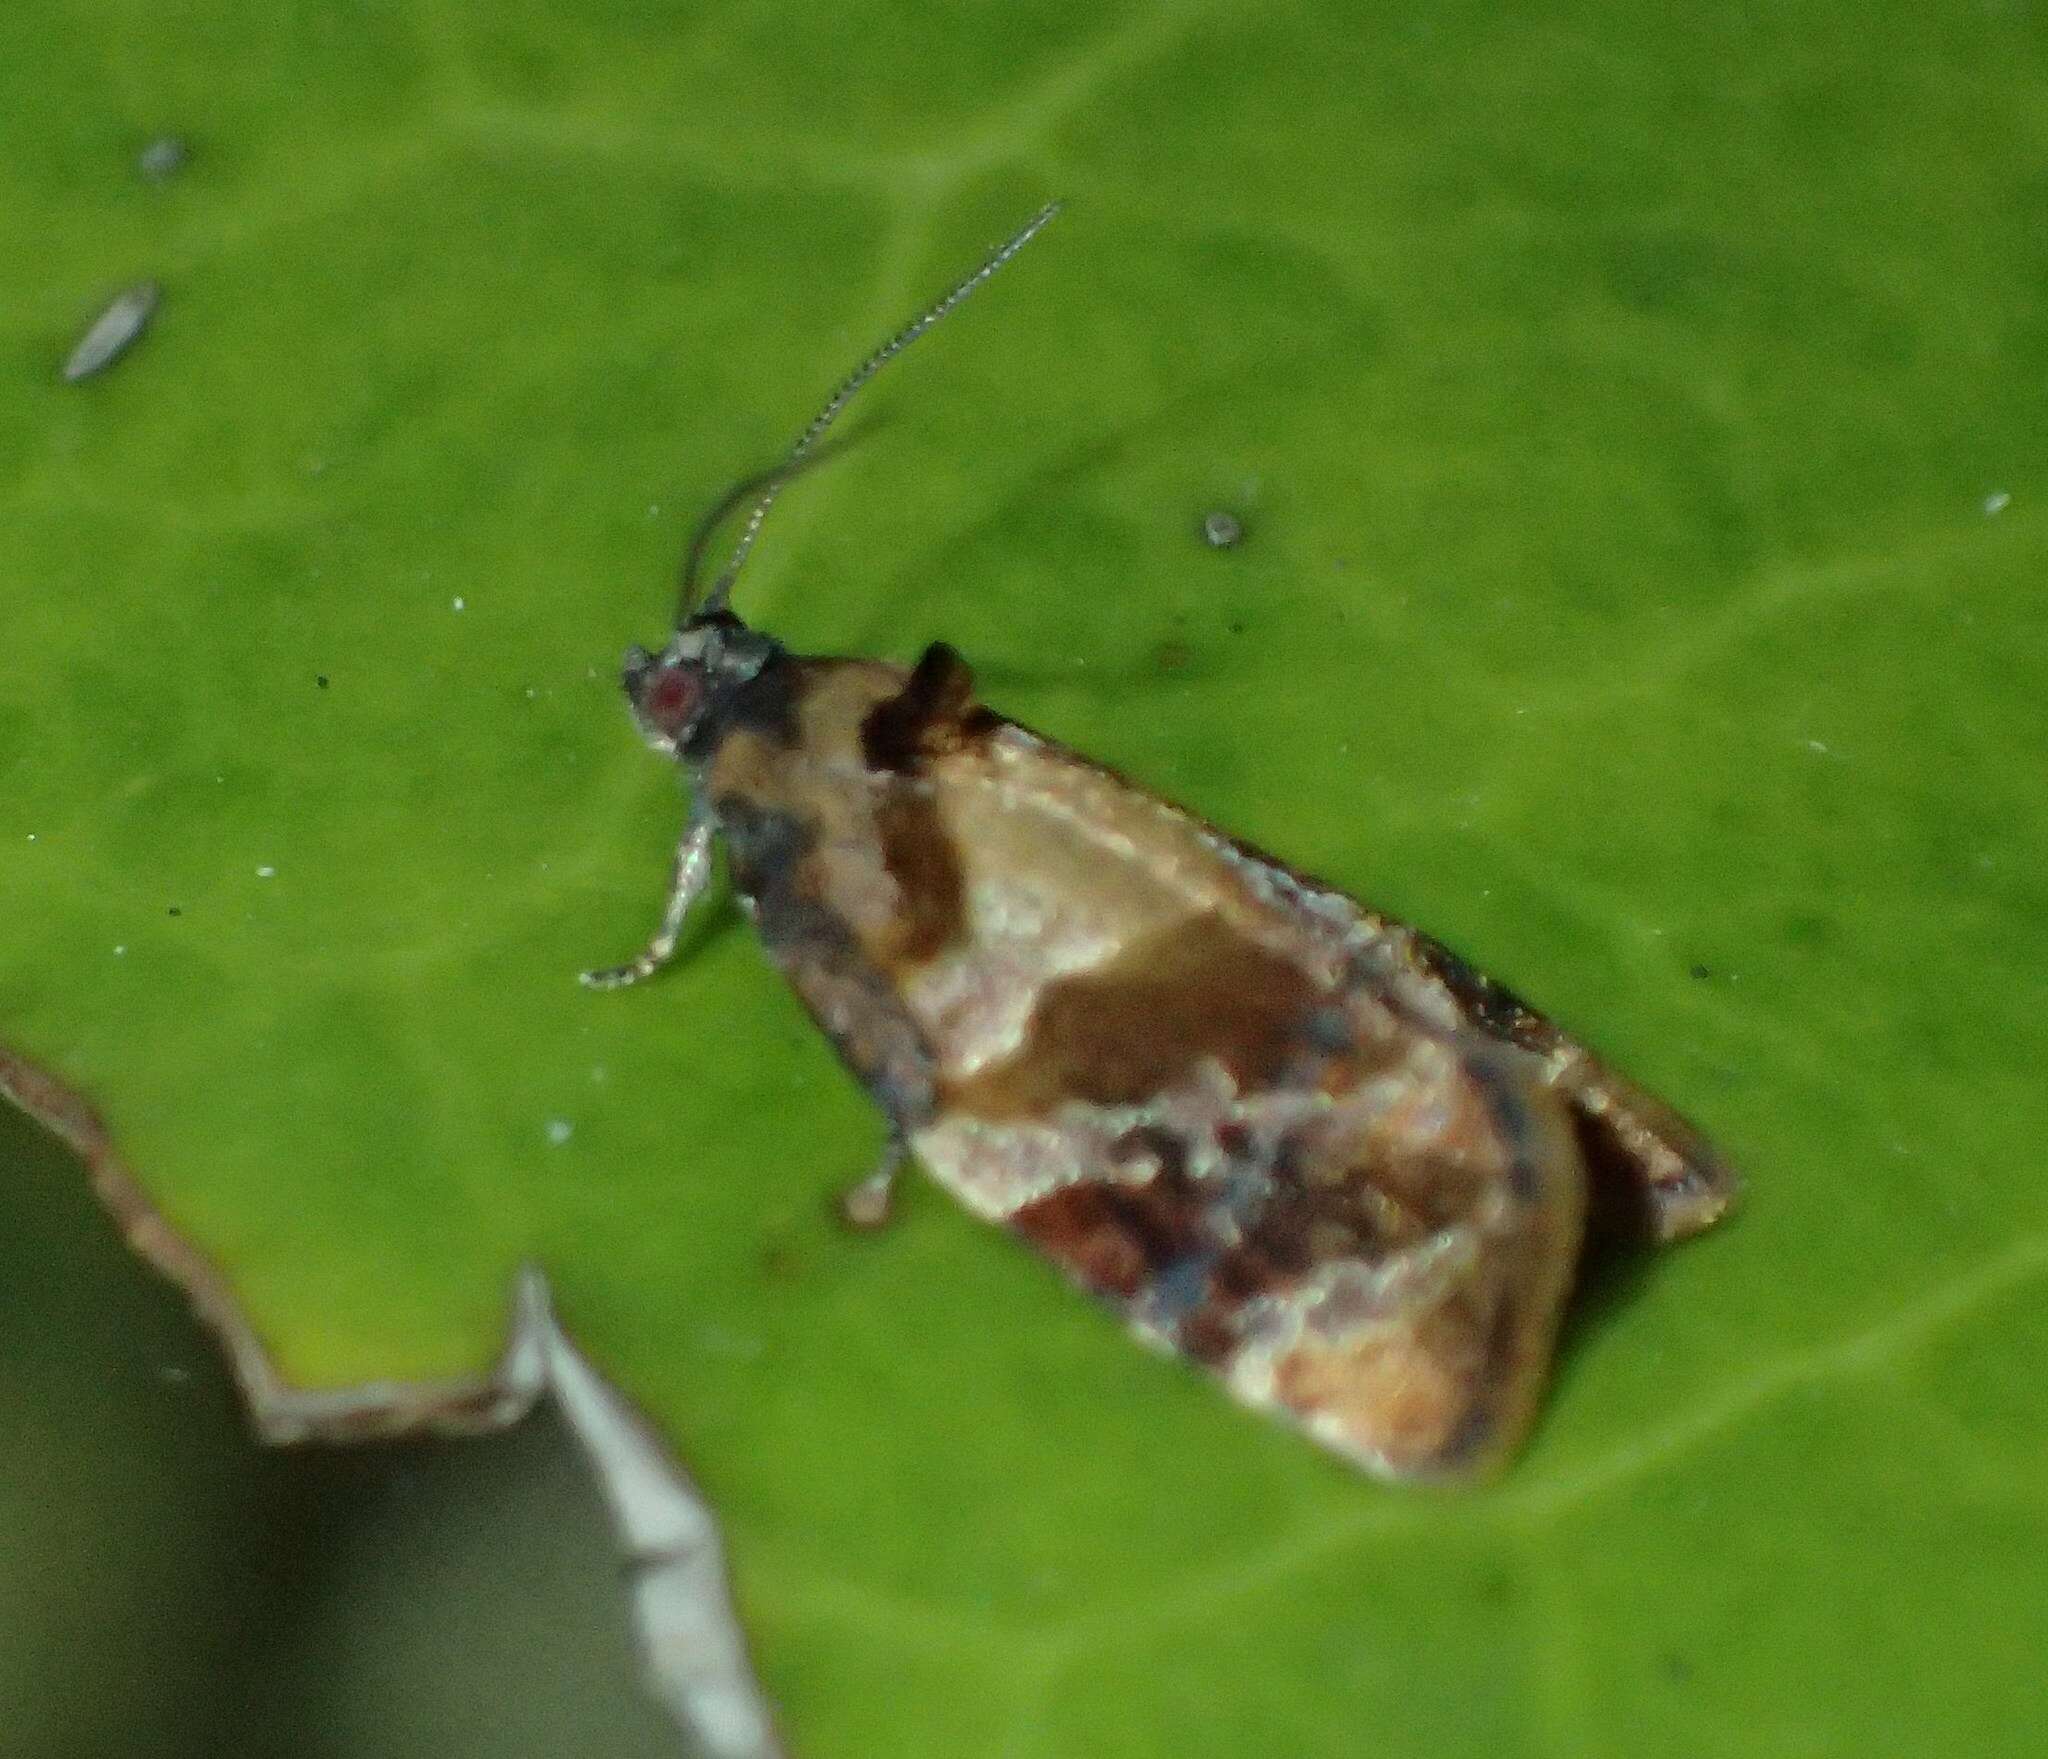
(580, 800, 717, 991)
(837, 1132, 907, 1230)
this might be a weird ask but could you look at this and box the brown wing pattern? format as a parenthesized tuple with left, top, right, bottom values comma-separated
(705, 642, 1734, 1481)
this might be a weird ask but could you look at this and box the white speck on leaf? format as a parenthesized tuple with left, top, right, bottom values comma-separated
(546, 1118, 575, 1146)
(63, 280, 160, 382)
(256, 864, 276, 878)
(1984, 490, 2011, 516)
(137, 136, 187, 181)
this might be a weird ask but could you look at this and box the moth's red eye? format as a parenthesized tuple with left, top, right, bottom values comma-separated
(643, 667, 701, 734)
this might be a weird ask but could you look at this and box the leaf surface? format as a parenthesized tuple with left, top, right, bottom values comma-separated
(5, 2, 2045, 1752)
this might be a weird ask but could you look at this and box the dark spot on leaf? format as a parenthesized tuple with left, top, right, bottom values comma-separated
(759, 1238, 803, 1283)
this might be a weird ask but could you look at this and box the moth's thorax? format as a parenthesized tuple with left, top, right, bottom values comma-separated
(620, 612, 782, 758)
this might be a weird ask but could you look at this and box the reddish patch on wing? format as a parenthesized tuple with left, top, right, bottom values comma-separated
(1010, 1174, 1210, 1302)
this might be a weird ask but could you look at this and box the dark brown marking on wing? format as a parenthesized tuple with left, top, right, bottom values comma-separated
(1197, 1047, 1557, 1317)
(1408, 929, 1737, 1242)
(1465, 1049, 1550, 1203)
(1206, 1121, 1447, 1308)
(946, 914, 1333, 1120)
(1408, 933, 1549, 1049)
(713, 795, 814, 903)
(1176, 1302, 1240, 1368)
(859, 642, 999, 775)
(1010, 1168, 1210, 1303)
(686, 645, 807, 757)
(1572, 1095, 1732, 1244)
(714, 794, 938, 1132)
(1208, 1203, 1322, 1302)
(871, 785, 967, 964)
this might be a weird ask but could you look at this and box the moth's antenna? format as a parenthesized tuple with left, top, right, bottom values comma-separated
(676, 456, 826, 624)
(688, 200, 1062, 622)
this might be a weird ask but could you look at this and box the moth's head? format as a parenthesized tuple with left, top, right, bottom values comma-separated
(622, 204, 1062, 759)
(620, 611, 776, 757)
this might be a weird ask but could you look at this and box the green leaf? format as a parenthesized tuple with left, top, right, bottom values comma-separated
(6, 2, 2046, 1754)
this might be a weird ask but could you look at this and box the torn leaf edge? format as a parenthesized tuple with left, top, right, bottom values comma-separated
(0, 1040, 545, 1441)
(0, 1039, 787, 1756)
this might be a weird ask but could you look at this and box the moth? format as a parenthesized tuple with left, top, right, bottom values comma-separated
(585, 205, 1737, 1481)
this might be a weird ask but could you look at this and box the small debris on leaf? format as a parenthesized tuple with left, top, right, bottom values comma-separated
(62, 280, 161, 383)
(137, 136, 188, 182)
(1201, 509, 1244, 548)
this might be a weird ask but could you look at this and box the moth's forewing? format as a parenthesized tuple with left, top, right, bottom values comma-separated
(692, 644, 1731, 1481)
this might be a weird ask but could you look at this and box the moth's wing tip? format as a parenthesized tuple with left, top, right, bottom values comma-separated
(1289, 1377, 1532, 1486)
(1276, 1066, 1589, 1486)
(1647, 1144, 1744, 1244)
